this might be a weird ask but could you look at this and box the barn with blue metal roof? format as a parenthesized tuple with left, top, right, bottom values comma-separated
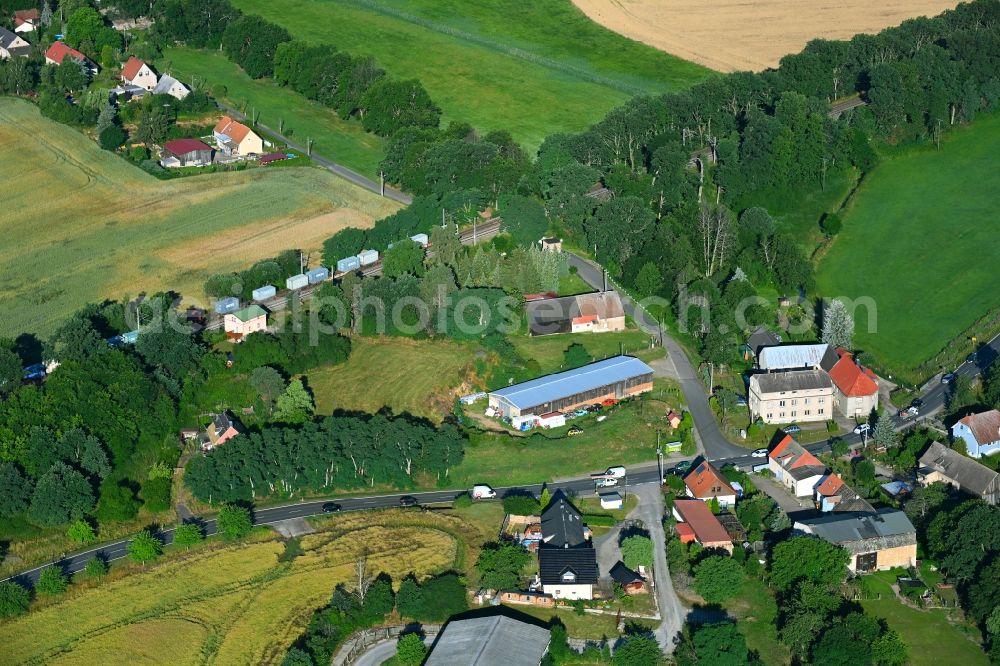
(488, 356, 654, 418)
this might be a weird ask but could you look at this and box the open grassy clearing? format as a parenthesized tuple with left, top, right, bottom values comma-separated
(816, 112, 1000, 377)
(229, 0, 711, 150)
(510, 327, 663, 374)
(859, 570, 989, 666)
(571, 0, 959, 72)
(305, 336, 479, 421)
(723, 576, 789, 665)
(0, 98, 398, 338)
(160, 47, 386, 176)
(0, 518, 457, 665)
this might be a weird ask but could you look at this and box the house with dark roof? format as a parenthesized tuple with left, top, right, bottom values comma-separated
(672, 499, 733, 553)
(952, 409, 1000, 458)
(609, 561, 646, 594)
(919, 441, 999, 505)
(525, 291, 625, 336)
(538, 490, 598, 600)
(201, 412, 241, 450)
(488, 356, 653, 419)
(828, 350, 879, 419)
(45, 41, 97, 73)
(120, 56, 157, 90)
(742, 327, 781, 362)
(749, 370, 834, 425)
(768, 434, 827, 497)
(13, 8, 39, 33)
(0, 27, 31, 59)
(683, 459, 737, 508)
(425, 608, 551, 666)
(161, 139, 213, 168)
(814, 472, 876, 513)
(794, 507, 917, 573)
(153, 73, 190, 100)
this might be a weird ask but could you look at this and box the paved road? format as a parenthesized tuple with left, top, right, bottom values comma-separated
(632, 484, 685, 653)
(215, 103, 412, 205)
(351, 634, 435, 666)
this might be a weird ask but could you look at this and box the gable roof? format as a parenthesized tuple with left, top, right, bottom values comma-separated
(214, 115, 255, 143)
(751, 369, 833, 394)
(920, 441, 1000, 496)
(609, 561, 643, 585)
(45, 41, 89, 65)
(795, 507, 915, 553)
(816, 473, 845, 496)
(684, 460, 736, 499)
(526, 291, 625, 335)
(816, 474, 876, 513)
(153, 73, 189, 95)
(489, 356, 653, 411)
(14, 8, 39, 22)
(540, 490, 586, 548)
(163, 138, 212, 156)
(121, 56, 151, 81)
(828, 351, 879, 397)
(770, 434, 826, 481)
(0, 26, 26, 49)
(538, 547, 599, 585)
(230, 304, 267, 322)
(426, 612, 551, 666)
(746, 327, 781, 357)
(955, 409, 1000, 446)
(758, 343, 831, 370)
(672, 499, 732, 545)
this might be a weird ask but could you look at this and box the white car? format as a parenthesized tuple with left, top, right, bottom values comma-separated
(751, 448, 768, 458)
(853, 423, 870, 435)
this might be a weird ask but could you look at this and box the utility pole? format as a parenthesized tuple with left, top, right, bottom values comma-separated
(709, 362, 714, 392)
(380, 171, 385, 197)
(473, 217, 477, 245)
(656, 432, 664, 484)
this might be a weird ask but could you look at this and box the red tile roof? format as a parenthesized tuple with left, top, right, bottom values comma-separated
(958, 409, 1000, 446)
(214, 115, 254, 143)
(683, 460, 736, 500)
(572, 314, 599, 325)
(163, 138, 212, 156)
(121, 56, 148, 82)
(770, 434, 823, 469)
(675, 522, 696, 543)
(14, 8, 38, 26)
(673, 500, 731, 545)
(816, 473, 845, 497)
(45, 41, 88, 65)
(828, 352, 879, 397)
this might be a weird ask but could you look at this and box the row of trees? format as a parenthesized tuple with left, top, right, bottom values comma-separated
(155, 0, 440, 137)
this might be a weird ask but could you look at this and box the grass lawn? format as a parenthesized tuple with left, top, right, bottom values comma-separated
(859, 571, 989, 666)
(0, 97, 398, 338)
(816, 113, 1000, 378)
(557, 271, 593, 296)
(305, 336, 479, 421)
(160, 47, 386, 177)
(511, 604, 654, 640)
(510, 328, 663, 374)
(723, 576, 790, 665)
(229, 0, 712, 150)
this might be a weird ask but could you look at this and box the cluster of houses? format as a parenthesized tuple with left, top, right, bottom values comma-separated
(672, 459, 743, 553)
(745, 329, 880, 425)
(113, 56, 190, 102)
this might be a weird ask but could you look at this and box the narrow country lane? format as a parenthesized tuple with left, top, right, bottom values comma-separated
(632, 484, 685, 652)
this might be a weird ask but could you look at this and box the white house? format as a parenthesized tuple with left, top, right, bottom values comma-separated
(120, 56, 157, 90)
(768, 434, 827, 497)
(13, 9, 39, 33)
(153, 74, 191, 101)
(749, 370, 834, 425)
(952, 409, 1000, 458)
(0, 27, 30, 60)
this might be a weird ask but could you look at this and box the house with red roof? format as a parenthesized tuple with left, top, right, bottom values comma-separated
(672, 499, 733, 553)
(814, 472, 876, 513)
(13, 8, 39, 33)
(952, 409, 1000, 458)
(160, 139, 214, 168)
(828, 349, 879, 419)
(120, 56, 157, 90)
(683, 459, 737, 508)
(213, 115, 264, 156)
(45, 41, 97, 74)
(768, 433, 827, 497)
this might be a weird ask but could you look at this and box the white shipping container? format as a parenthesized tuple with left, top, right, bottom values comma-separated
(286, 274, 308, 290)
(252, 285, 276, 301)
(357, 249, 379, 266)
(409, 233, 429, 247)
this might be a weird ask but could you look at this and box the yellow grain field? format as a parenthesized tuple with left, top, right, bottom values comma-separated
(571, 0, 960, 71)
(0, 522, 457, 665)
(0, 98, 400, 337)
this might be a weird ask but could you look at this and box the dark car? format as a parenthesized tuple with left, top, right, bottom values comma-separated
(321, 502, 341, 513)
(941, 373, 956, 384)
(967, 352, 978, 364)
(911, 398, 924, 408)
(672, 460, 693, 476)
(399, 496, 419, 507)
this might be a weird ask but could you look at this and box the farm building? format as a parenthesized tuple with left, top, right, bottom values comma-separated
(525, 291, 625, 336)
(152, 74, 190, 100)
(13, 8, 38, 32)
(488, 356, 653, 419)
(0, 27, 30, 59)
(918, 441, 999, 505)
(794, 508, 917, 573)
(160, 139, 213, 168)
(224, 304, 267, 342)
(44, 41, 98, 73)
(425, 609, 551, 666)
(213, 115, 264, 156)
(672, 499, 733, 553)
(120, 56, 157, 90)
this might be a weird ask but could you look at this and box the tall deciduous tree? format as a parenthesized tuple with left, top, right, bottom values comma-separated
(0, 462, 32, 516)
(128, 529, 162, 565)
(273, 379, 314, 424)
(694, 555, 743, 603)
(770, 536, 849, 591)
(396, 633, 426, 666)
(475, 541, 530, 590)
(360, 79, 440, 136)
(29, 462, 95, 526)
(216, 503, 253, 540)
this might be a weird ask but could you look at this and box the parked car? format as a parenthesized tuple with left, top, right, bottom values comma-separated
(573, 409, 589, 418)
(595, 477, 619, 488)
(471, 485, 497, 499)
(567, 426, 584, 436)
(902, 406, 919, 417)
(911, 398, 924, 408)
(398, 496, 418, 507)
(967, 352, 978, 364)
(735, 397, 748, 407)
(586, 404, 602, 413)
(751, 448, 769, 458)
(602, 466, 627, 478)
(321, 502, 341, 513)
(941, 372, 956, 384)
(784, 424, 801, 434)
(853, 423, 871, 435)
(673, 460, 693, 475)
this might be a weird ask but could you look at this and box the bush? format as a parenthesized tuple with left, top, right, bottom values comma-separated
(0, 581, 30, 618)
(216, 503, 253, 540)
(821, 213, 843, 235)
(173, 522, 204, 547)
(84, 556, 108, 578)
(621, 535, 654, 569)
(501, 494, 540, 516)
(415, 573, 467, 622)
(141, 477, 172, 513)
(36, 566, 68, 596)
(452, 493, 473, 508)
(98, 124, 125, 150)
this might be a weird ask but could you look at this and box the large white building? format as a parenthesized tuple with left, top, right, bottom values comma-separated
(749, 370, 833, 425)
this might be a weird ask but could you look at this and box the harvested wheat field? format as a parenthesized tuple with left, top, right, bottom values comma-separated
(0, 516, 457, 665)
(572, 0, 959, 71)
(0, 97, 399, 337)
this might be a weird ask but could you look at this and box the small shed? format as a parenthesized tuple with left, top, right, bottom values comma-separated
(609, 561, 646, 594)
(161, 138, 213, 167)
(511, 414, 537, 431)
(537, 412, 566, 429)
(539, 237, 563, 252)
(599, 492, 623, 510)
(666, 410, 682, 429)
